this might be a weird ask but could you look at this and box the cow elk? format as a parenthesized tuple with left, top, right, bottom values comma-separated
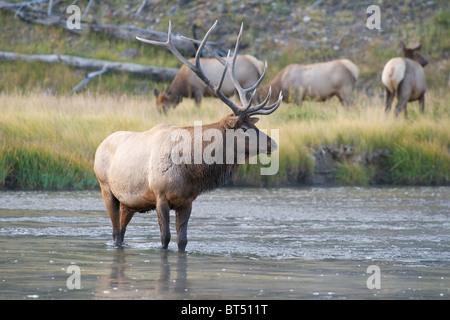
(153, 54, 264, 113)
(381, 42, 428, 117)
(257, 59, 359, 106)
(94, 21, 282, 252)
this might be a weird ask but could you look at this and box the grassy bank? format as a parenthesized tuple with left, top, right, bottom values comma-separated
(0, 91, 449, 190)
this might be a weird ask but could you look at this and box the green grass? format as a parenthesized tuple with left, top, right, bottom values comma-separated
(387, 139, 450, 185)
(335, 162, 375, 186)
(0, 144, 97, 190)
(0, 91, 448, 190)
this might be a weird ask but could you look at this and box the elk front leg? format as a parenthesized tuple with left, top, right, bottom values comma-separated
(193, 89, 203, 106)
(176, 204, 192, 253)
(100, 184, 121, 245)
(156, 195, 171, 250)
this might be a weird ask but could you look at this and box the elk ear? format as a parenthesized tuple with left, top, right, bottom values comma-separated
(413, 44, 422, 51)
(400, 41, 406, 50)
(225, 116, 240, 129)
(249, 117, 260, 125)
(154, 88, 160, 97)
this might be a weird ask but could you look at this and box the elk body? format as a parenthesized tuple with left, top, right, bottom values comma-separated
(154, 54, 264, 112)
(94, 21, 282, 252)
(381, 42, 428, 117)
(257, 59, 359, 106)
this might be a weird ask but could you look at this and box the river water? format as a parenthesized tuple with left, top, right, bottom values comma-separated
(0, 186, 449, 299)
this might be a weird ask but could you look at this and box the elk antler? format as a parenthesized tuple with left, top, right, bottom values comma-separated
(136, 21, 282, 118)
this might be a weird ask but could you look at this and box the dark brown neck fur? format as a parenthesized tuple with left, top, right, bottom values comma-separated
(179, 115, 241, 194)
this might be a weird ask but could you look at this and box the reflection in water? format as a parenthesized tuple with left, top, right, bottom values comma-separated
(98, 250, 188, 299)
(0, 187, 449, 299)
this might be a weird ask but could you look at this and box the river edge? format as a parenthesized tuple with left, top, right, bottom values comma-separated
(2, 149, 449, 192)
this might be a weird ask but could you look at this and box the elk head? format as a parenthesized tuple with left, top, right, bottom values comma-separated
(137, 21, 282, 161)
(401, 41, 428, 67)
(153, 88, 178, 113)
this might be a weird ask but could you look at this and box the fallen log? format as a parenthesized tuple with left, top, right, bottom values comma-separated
(0, 2, 221, 56)
(0, 51, 179, 82)
(90, 23, 198, 56)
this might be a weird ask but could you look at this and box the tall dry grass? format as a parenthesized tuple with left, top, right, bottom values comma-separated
(0, 89, 449, 189)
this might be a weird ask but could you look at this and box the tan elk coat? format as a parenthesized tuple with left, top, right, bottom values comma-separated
(155, 54, 264, 112)
(381, 42, 428, 117)
(257, 59, 359, 106)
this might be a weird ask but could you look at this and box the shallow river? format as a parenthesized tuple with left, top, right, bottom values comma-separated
(0, 186, 449, 299)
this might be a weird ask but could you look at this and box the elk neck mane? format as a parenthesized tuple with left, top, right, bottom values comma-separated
(176, 116, 240, 193)
(167, 67, 190, 101)
(181, 161, 240, 194)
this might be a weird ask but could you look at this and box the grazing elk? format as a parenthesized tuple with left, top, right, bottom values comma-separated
(381, 42, 428, 117)
(94, 21, 282, 252)
(154, 54, 264, 113)
(257, 59, 359, 106)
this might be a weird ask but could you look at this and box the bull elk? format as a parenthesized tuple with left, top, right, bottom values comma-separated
(154, 54, 264, 113)
(381, 42, 428, 117)
(257, 59, 359, 106)
(94, 21, 282, 252)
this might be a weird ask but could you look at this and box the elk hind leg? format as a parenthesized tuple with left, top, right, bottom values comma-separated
(176, 204, 192, 253)
(337, 85, 353, 107)
(419, 94, 425, 114)
(394, 99, 408, 118)
(394, 82, 409, 118)
(384, 87, 395, 114)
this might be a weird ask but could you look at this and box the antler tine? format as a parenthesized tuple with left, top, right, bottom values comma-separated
(215, 50, 231, 95)
(245, 61, 268, 94)
(194, 20, 218, 67)
(137, 20, 241, 115)
(249, 86, 272, 114)
(137, 21, 281, 118)
(180, 35, 227, 66)
(227, 23, 253, 113)
(247, 91, 283, 116)
(136, 21, 195, 71)
(227, 24, 273, 116)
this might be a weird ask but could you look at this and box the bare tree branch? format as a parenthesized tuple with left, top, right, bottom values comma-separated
(47, 0, 52, 15)
(71, 67, 108, 93)
(0, 5, 207, 55)
(135, 0, 146, 16)
(81, 0, 94, 19)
